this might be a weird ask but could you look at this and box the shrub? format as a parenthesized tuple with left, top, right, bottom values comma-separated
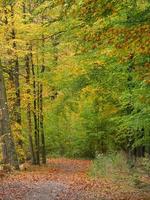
(90, 152, 130, 181)
(136, 154, 150, 176)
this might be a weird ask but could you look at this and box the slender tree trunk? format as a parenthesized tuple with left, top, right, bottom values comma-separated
(39, 35, 46, 164)
(10, 5, 23, 148)
(25, 53, 36, 164)
(23, 2, 36, 165)
(127, 54, 135, 164)
(39, 83, 46, 164)
(30, 47, 40, 165)
(36, 55, 40, 165)
(0, 60, 19, 170)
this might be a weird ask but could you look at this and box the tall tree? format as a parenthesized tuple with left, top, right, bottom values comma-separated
(0, 60, 19, 169)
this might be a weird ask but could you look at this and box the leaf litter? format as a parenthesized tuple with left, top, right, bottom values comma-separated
(0, 158, 150, 200)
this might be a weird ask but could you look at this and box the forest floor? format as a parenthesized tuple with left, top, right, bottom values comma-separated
(0, 158, 150, 200)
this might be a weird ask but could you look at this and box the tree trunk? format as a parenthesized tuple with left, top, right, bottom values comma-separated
(25, 53, 36, 164)
(23, 2, 36, 165)
(36, 57, 40, 165)
(39, 35, 46, 164)
(0, 60, 19, 170)
(10, 5, 23, 148)
(30, 48, 40, 165)
(39, 83, 46, 164)
(126, 54, 135, 163)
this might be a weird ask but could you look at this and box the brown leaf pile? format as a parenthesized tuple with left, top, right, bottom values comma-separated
(0, 158, 149, 200)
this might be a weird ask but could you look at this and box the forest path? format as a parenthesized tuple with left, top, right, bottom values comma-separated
(0, 158, 150, 200)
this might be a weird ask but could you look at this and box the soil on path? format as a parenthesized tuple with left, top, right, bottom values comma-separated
(0, 158, 150, 200)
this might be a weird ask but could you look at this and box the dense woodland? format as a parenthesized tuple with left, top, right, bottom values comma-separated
(0, 0, 150, 170)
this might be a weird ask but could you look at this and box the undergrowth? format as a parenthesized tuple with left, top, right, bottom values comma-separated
(90, 152, 150, 187)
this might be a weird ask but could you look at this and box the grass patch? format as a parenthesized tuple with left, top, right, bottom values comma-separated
(90, 152, 150, 188)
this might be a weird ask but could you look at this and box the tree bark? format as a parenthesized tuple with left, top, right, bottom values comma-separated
(23, 2, 36, 165)
(25, 53, 36, 164)
(10, 5, 23, 148)
(39, 35, 46, 164)
(39, 83, 46, 164)
(30, 47, 40, 165)
(0, 60, 19, 170)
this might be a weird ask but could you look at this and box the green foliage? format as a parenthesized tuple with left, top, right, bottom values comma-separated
(136, 155, 150, 176)
(90, 152, 130, 179)
(90, 152, 150, 187)
(0, 0, 150, 162)
(42, 0, 150, 158)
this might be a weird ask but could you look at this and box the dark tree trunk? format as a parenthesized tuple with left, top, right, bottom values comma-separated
(23, 2, 36, 165)
(37, 62, 40, 164)
(39, 35, 46, 164)
(39, 83, 46, 164)
(0, 60, 19, 170)
(10, 5, 23, 148)
(25, 53, 36, 164)
(30, 48, 40, 165)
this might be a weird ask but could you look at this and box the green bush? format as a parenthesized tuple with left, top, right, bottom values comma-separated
(90, 152, 130, 181)
(136, 154, 150, 176)
(90, 152, 150, 188)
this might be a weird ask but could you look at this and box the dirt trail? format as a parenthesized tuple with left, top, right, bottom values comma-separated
(0, 158, 149, 200)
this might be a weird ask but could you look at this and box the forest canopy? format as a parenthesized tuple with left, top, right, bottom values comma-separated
(0, 0, 150, 168)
